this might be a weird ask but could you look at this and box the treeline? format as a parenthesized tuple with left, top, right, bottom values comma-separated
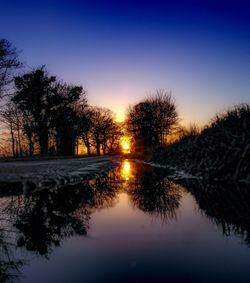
(153, 104, 250, 182)
(0, 39, 122, 157)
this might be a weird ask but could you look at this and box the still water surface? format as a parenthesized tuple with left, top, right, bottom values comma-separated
(1, 160, 250, 283)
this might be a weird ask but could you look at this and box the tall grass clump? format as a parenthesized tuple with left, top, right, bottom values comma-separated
(153, 104, 250, 182)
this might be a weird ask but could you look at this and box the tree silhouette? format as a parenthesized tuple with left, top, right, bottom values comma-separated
(13, 68, 56, 155)
(1, 101, 23, 157)
(126, 90, 178, 149)
(79, 106, 122, 155)
(51, 82, 86, 155)
(12, 67, 86, 156)
(126, 163, 181, 221)
(0, 39, 21, 99)
(78, 107, 94, 155)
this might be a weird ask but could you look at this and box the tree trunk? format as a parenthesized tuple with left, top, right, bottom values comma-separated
(57, 127, 75, 156)
(10, 123, 15, 157)
(96, 142, 101, 156)
(28, 136, 34, 157)
(85, 139, 91, 155)
(39, 129, 48, 155)
(76, 138, 79, 156)
(16, 120, 23, 157)
(83, 134, 91, 155)
(87, 145, 91, 155)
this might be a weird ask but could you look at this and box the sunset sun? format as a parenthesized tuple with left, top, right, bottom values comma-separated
(120, 137, 131, 153)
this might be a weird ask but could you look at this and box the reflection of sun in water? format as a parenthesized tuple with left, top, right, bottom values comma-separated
(121, 160, 131, 181)
(120, 137, 131, 153)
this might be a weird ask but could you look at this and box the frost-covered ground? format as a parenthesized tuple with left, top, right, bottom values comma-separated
(0, 156, 119, 193)
(130, 158, 201, 180)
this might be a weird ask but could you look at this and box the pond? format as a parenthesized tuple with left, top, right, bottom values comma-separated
(0, 160, 250, 283)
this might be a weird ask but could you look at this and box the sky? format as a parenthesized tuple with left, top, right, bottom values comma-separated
(1, 0, 250, 125)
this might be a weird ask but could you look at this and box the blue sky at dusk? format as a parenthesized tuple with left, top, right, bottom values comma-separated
(1, 0, 250, 125)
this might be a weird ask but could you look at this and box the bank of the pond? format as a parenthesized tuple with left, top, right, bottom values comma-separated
(129, 158, 200, 181)
(150, 105, 250, 183)
(0, 156, 120, 194)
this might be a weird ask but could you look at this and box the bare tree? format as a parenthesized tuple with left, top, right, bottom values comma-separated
(0, 39, 21, 99)
(0, 101, 25, 157)
(78, 107, 94, 155)
(78, 106, 122, 155)
(102, 122, 122, 154)
(90, 107, 115, 155)
(126, 90, 178, 148)
(1, 102, 16, 156)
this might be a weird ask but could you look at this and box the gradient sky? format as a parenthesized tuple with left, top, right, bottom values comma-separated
(1, 0, 250, 125)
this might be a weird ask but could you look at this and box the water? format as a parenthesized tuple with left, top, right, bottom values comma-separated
(0, 160, 250, 283)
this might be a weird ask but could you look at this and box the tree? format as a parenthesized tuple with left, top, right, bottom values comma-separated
(51, 82, 86, 155)
(79, 106, 122, 155)
(0, 39, 21, 99)
(1, 102, 17, 157)
(78, 107, 94, 155)
(126, 90, 178, 148)
(13, 67, 56, 155)
(102, 121, 122, 154)
(11, 67, 86, 156)
(0, 101, 23, 157)
(21, 110, 36, 156)
(89, 107, 113, 155)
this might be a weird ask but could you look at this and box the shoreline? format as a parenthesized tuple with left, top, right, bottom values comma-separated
(0, 156, 120, 194)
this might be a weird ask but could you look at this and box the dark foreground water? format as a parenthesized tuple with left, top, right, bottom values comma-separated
(1, 160, 250, 283)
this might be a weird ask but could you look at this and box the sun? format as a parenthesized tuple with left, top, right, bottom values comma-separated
(115, 112, 125, 122)
(120, 137, 131, 153)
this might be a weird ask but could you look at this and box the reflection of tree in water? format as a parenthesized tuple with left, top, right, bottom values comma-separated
(0, 176, 118, 281)
(0, 198, 25, 283)
(0, 239, 24, 282)
(126, 163, 182, 222)
(11, 187, 89, 256)
(86, 172, 119, 210)
(0, 161, 178, 281)
(179, 179, 250, 245)
(1, 176, 118, 259)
